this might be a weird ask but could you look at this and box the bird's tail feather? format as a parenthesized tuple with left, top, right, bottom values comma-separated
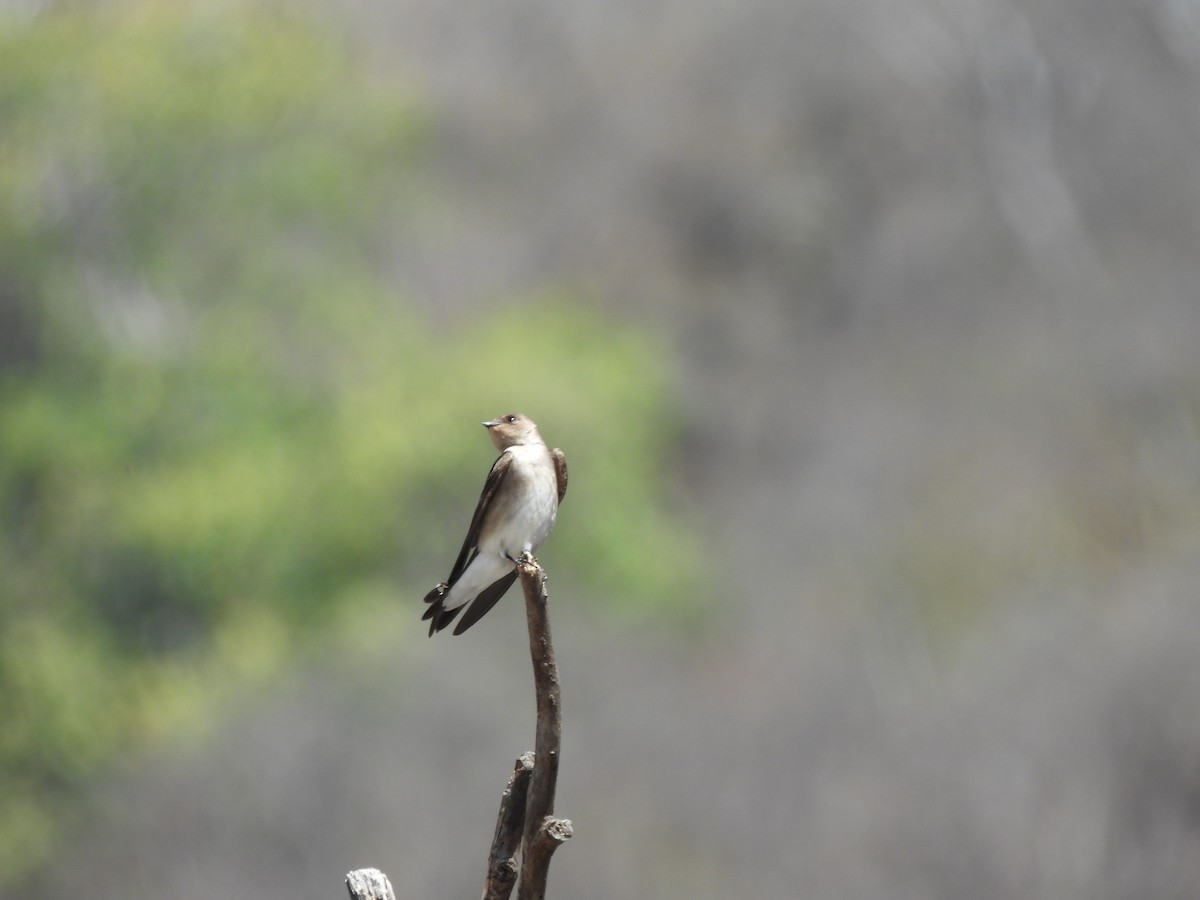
(422, 583, 464, 636)
(452, 571, 519, 635)
(423, 553, 519, 636)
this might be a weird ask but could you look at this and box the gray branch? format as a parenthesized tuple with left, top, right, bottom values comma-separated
(481, 753, 535, 900)
(344, 558, 572, 900)
(514, 555, 573, 900)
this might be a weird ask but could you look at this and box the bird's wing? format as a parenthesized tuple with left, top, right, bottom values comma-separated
(552, 448, 568, 504)
(446, 450, 513, 585)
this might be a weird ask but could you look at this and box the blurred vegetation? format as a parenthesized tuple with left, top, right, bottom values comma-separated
(0, 0, 700, 883)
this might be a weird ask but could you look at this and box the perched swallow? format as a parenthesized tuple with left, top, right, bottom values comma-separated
(423, 413, 568, 635)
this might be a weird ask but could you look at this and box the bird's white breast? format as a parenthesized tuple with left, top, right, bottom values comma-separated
(484, 444, 559, 557)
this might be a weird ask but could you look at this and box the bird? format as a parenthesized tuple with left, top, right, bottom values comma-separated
(422, 413, 568, 636)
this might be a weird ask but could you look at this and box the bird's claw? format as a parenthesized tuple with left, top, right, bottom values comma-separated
(507, 550, 538, 570)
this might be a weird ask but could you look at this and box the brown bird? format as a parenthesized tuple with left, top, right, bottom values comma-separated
(422, 413, 568, 635)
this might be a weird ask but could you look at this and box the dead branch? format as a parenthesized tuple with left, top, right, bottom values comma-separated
(482, 753, 535, 900)
(513, 555, 573, 900)
(346, 557, 572, 899)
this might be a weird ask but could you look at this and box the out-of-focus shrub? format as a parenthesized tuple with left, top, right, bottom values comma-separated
(0, 1, 699, 883)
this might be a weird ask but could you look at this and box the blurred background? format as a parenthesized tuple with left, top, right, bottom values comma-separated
(2, 0, 1199, 897)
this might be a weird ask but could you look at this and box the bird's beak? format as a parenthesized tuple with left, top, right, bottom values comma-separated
(482, 420, 498, 429)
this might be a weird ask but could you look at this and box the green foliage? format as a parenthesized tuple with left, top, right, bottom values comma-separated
(0, 0, 700, 884)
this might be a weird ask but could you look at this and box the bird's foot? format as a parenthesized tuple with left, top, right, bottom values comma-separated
(503, 550, 538, 573)
(503, 550, 536, 564)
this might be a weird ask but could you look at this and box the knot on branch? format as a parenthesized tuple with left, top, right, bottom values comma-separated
(486, 859, 518, 892)
(543, 817, 573, 844)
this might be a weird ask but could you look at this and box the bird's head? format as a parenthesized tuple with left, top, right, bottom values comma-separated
(483, 412, 541, 450)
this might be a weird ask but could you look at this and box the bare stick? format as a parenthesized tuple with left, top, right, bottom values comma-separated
(346, 868, 395, 900)
(482, 753, 535, 900)
(515, 555, 573, 900)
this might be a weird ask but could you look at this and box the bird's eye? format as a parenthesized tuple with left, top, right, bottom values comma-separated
(506, 415, 517, 423)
